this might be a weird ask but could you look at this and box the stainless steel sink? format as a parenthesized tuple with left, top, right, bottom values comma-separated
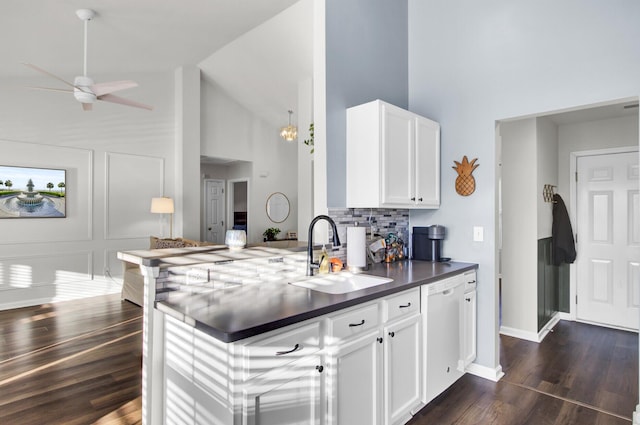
(289, 272, 393, 294)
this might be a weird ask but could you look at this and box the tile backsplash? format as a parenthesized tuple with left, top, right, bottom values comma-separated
(327, 208, 409, 261)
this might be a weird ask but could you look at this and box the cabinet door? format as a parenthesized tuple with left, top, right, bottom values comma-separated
(327, 330, 383, 425)
(414, 116, 440, 208)
(381, 103, 415, 207)
(383, 314, 422, 425)
(243, 354, 323, 425)
(462, 290, 477, 368)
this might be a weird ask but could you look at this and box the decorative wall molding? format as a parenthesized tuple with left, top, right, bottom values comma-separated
(105, 152, 164, 240)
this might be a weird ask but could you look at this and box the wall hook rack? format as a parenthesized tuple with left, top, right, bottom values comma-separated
(543, 184, 557, 203)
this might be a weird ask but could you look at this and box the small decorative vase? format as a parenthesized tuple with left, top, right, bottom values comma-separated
(225, 230, 247, 250)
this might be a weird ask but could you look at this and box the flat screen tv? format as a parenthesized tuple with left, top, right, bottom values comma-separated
(0, 165, 66, 218)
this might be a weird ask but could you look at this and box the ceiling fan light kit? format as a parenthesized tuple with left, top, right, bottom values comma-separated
(23, 8, 153, 111)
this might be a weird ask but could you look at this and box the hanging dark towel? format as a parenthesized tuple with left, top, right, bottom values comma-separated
(551, 193, 576, 265)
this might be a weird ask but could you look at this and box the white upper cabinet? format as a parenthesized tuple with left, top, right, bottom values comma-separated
(347, 100, 440, 209)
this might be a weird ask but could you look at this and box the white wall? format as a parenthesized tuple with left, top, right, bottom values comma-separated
(200, 79, 298, 243)
(0, 72, 175, 309)
(536, 117, 559, 239)
(408, 0, 640, 372)
(500, 118, 538, 334)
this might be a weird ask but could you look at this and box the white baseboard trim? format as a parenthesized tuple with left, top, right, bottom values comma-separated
(538, 314, 561, 342)
(499, 326, 540, 342)
(558, 312, 573, 321)
(500, 313, 561, 343)
(465, 363, 505, 382)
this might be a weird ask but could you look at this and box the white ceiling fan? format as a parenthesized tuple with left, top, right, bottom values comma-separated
(23, 9, 153, 111)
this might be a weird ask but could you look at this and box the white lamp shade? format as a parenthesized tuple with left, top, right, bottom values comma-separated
(150, 197, 174, 214)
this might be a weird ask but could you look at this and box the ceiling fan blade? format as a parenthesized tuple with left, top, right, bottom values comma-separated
(98, 93, 153, 111)
(82, 103, 93, 111)
(91, 80, 138, 97)
(22, 63, 76, 89)
(26, 86, 73, 93)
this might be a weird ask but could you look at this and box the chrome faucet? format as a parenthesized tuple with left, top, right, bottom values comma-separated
(307, 215, 341, 276)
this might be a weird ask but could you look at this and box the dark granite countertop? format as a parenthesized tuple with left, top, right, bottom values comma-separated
(155, 258, 477, 343)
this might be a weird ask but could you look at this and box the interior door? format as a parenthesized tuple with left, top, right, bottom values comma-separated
(576, 151, 639, 330)
(204, 179, 225, 244)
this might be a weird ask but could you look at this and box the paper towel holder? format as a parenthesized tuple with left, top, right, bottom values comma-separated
(347, 223, 368, 273)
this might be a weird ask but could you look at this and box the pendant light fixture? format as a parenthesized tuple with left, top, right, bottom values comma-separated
(280, 110, 298, 142)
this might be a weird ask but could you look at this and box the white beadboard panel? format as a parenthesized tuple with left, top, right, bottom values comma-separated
(0, 140, 92, 244)
(0, 251, 93, 292)
(105, 152, 164, 239)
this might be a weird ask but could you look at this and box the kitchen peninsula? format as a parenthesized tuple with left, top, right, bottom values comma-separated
(118, 246, 477, 425)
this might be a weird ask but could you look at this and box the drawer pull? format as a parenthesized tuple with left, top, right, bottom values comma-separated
(468, 280, 476, 284)
(349, 319, 365, 327)
(316, 365, 324, 373)
(276, 343, 301, 356)
(399, 302, 411, 308)
(388, 331, 395, 338)
(465, 297, 472, 302)
(377, 337, 383, 343)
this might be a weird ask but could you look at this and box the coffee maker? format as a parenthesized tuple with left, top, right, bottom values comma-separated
(412, 225, 446, 261)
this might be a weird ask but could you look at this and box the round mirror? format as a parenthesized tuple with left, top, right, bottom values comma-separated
(266, 192, 290, 223)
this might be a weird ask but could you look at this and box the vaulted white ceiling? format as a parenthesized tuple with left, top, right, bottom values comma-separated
(1, 0, 309, 123)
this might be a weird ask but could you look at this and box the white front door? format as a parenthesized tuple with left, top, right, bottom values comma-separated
(204, 179, 225, 244)
(576, 151, 639, 330)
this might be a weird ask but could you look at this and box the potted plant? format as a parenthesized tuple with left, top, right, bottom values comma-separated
(263, 227, 281, 241)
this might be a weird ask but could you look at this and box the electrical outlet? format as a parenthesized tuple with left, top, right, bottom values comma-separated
(473, 226, 484, 242)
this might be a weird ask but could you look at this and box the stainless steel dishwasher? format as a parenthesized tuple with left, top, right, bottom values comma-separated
(422, 274, 465, 404)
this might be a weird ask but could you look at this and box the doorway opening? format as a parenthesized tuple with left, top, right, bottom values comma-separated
(229, 178, 250, 236)
(497, 97, 639, 341)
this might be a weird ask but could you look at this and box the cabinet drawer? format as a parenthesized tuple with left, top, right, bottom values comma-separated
(243, 321, 320, 381)
(464, 270, 477, 292)
(383, 287, 420, 322)
(328, 302, 380, 342)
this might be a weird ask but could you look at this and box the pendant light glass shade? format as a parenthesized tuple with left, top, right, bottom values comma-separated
(280, 110, 297, 142)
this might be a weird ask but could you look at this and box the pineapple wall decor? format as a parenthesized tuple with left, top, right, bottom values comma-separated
(453, 156, 479, 196)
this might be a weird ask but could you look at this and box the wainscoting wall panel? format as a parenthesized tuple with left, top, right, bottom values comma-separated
(105, 152, 164, 240)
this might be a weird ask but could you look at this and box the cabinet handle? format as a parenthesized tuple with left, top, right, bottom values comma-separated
(418, 197, 423, 202)
(468, 280, 476, 284)
(410, 197, 416, 201)
(349, 320, 365, 327)
(377, 337, 383, 343)
(315, 365, 324, 373)
(276, 343, 301, 356)
(388, 331, 395, 337)
(466, 298, 471, 302)
(399, 302, 411, 308)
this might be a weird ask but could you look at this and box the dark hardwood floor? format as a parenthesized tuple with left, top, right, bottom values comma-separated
(0, 295, 637, 424)
(0, 294, 142, 425)
(410, 321, 638, 425)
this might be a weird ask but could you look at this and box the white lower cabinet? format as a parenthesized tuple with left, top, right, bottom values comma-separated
(383, 314, 422, 425)
(461, 271, 477, 368)
(326, 288, 422, 425)
(243, 354, 323, 425)
(326, 329, 383, 425)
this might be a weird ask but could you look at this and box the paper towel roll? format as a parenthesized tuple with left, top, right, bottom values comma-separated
(347, 226, 367, 271)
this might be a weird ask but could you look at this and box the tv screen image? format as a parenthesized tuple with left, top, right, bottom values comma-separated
(0, 165, 66, 218)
